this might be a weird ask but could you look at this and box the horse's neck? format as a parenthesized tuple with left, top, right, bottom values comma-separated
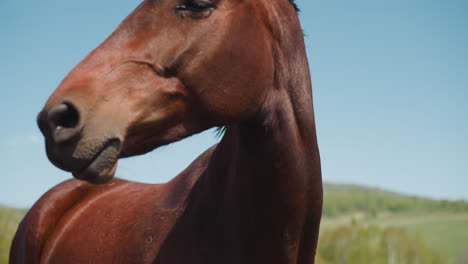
(189, 83, 322, 260)
(180, 4, 320, 230)
(233, 87, 320, 214)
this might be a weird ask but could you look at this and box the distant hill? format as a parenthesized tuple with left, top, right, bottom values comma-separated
(323, 183, 468, 217)
(321, 183, 468, 264)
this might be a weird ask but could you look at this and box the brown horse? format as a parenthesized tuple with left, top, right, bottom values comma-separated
(10, 0, 322, 263)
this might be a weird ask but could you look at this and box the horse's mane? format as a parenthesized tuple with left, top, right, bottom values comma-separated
(289, 0, 299, 12)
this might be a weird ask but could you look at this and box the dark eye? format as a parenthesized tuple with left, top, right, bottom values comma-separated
(176, 0, 215, 13)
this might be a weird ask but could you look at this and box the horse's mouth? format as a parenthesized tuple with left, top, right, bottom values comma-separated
(72, 139, 121, 184)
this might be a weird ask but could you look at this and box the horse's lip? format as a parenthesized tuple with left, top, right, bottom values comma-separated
(72, 139, 121, 184)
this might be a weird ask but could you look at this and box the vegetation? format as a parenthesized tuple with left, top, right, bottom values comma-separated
(0, 205, 26, 264)
(320, 184, 468, 264)
(317, 224, 447, 264)
(404, 216, 468, 264)
(323, 183, 468, 217)
(1, 184, 467, 263)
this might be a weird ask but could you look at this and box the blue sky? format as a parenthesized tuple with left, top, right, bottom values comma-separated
(1, 0, 467, 208)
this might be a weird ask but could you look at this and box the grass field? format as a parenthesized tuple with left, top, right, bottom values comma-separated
(0, 205, 26, 264)
(320, 183, 468, 263)
(405, 216, 468, 264)
(321, 211, 468, 263)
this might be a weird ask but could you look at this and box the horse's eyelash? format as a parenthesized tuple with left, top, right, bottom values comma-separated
(176, 0, 215, 11)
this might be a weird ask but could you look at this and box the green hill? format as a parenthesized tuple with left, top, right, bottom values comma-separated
(323, 183, 468, 217)
(1, 184, 468, 263)
(321, 183, 468, 264)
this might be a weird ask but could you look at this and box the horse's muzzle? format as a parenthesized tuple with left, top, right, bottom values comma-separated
(37, 101, 122, 184)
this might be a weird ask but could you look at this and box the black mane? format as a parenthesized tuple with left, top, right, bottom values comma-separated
(289, 0, 299, 12)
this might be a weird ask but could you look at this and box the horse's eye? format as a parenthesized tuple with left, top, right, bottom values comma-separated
(176, 0, 215, 13)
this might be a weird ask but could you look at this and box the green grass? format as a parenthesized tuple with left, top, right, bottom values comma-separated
(317, 224, 449, 264)
(0, 205, 26, 264)
(320, 183, 468, 263)
(373, 213, 468, 264)
(405, 217, 468, 264)
(320, 210, 468, 263)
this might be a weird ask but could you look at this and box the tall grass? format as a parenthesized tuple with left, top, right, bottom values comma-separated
(317, 224, 448, 264)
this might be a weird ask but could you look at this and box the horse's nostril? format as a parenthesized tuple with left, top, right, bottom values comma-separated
(46, 103, 81, 143)
(49, 103, 79, 129)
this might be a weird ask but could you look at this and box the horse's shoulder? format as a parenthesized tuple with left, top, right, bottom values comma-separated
(9, 178, 131, 263)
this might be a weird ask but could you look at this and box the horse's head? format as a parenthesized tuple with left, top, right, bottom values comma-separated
(37, 0, 301, 184)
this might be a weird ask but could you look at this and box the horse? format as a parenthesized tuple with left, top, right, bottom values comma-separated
(10, 0, 322, 263)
